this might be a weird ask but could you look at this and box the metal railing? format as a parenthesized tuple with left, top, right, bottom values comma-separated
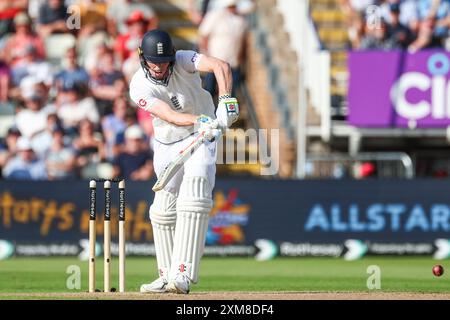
(305, 152, 414, 179)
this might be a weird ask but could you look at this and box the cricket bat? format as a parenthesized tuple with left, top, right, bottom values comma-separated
(152, 130, 220, 192)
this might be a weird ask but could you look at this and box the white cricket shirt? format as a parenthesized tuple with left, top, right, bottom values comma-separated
(129, 50, 215, 144)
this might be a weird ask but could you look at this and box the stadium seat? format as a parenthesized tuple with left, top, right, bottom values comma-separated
(44, 33, 77, 68)
(311, 10, 345, 24)
(318, 29, 348, 43)
(168, 27, 198, 44)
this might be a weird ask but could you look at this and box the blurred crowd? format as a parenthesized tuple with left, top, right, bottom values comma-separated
(0, 0, 161, 181)
(0, 0, 253, 181)
(340, 0, 450, 51)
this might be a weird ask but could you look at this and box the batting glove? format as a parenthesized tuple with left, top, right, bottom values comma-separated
(216, 95, 239, 128)
(196, 114, 221, 141)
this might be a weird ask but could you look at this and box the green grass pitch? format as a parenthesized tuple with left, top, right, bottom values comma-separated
(0, 257, 448, 295)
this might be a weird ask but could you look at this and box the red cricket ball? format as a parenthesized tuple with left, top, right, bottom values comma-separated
(432, 265, 444, 277)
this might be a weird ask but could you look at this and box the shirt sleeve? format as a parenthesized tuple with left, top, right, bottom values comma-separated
(175, 50, 203, 73)
(129, 73, 158, 111)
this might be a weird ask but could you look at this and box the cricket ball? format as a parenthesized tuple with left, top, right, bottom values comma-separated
(432, 265, 444, 277)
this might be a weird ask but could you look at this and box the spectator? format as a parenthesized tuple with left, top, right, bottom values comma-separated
(36, 0, 68, 38)
(187, 0, 211, 25)
(408, 16, 443, 51)
(0, 59, 9, 103)
(77, 31, 110, 72)
(198, 0, 248, 98)
(187, 0, 255, 25)
(102, 96, 128, 160)
(114, 10, 150, 63)
(340, 0, 379, 48)
(417, 0, 446, 21)
(113, 106, 139, 154)
(73, 118, 105, 169)
(14, 86, 52, 138)
(360, 18, 401, 49)
(83, 41, 108, 75)
(0, 126, 21, 172)
(106, 0, 158, 36)
(89, 49, 126, 115)
(54, 46, 90, 91)
(340, 0, 378, 17)
(380, 0, 420, 34)
(11, 0, 27, 10)
(2, 136, 47, 180)
(31, 113, 62, 157)
(3, 12, 46, 67)
(57, 82, 99, 130)
(112, 124, 153, 181)
(10, 44, 53, 89)
(386, 2, 413, 48)
(418, 0, 450, 38)
(19, 81, 53, 113)
(28, 0, 46, 21)
(45, 125, 76, 180)
(122, 49, 140, 84)
(0, 0, 22, 45)
(136, 106, 154, 145)
(117, 10, 153, 84)
(75, 0, 108, 38)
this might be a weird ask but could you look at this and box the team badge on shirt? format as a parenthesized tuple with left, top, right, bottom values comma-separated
(170, 95, 182, 110)
(138, 99, 147, 107)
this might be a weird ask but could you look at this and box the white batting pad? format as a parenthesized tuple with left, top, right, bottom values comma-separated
(170, 176, 213, 283)
(149, 190, 177, 279)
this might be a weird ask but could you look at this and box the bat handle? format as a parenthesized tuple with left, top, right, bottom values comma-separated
(208, 128, 222, 142)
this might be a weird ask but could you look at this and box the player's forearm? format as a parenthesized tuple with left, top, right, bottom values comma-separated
(213, 60, 233, 96)
(149, 99, 198, 126)
(155, 108, 197, 126)
(197, 55, 233, 95)
(167, 112, 198, 126)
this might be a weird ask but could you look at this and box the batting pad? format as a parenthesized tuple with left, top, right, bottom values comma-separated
(149, 190, 177, 278)
(170, 176, 213, 283)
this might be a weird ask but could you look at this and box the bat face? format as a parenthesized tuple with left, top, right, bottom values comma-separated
(152, 136, 206, 192)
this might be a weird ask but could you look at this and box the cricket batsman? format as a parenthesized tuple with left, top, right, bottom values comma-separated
(129, 29, 239, 294)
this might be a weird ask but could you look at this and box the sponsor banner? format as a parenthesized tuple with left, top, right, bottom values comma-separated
(0, 240, 256, 259)
(2, 239, 447, 260)
(256, 240, 445, 260)
(348, 50, 450, 128)
(2, 180, 450, 259)
(278, 242, 343, 258)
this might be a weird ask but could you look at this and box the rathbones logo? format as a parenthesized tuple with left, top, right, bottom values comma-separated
(391, 53, 450, 126)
